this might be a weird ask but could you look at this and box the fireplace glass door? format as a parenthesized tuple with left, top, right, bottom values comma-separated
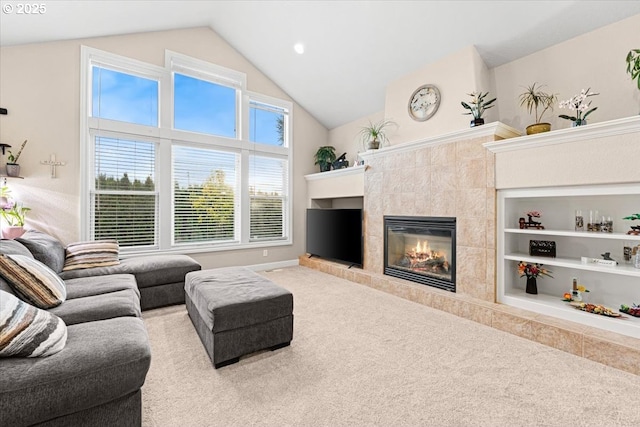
(384, 216, 456, 292)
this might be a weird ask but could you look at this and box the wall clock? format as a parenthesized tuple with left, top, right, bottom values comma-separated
(408, 84, 440, 122)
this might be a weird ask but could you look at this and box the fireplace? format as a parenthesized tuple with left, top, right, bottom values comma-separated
(384, 216, 456, 292)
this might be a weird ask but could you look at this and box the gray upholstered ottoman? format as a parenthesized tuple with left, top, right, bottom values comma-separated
(184, 267, 293, 368)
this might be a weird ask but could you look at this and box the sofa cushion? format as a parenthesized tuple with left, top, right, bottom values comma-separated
(0, 290, 68, 358)
(63, 239, 120, 271)
(0, 254, 67, 309)
(0, 239, 33, 258)
(59, 254, 201, 288)
(48, 288, 141, 325)
(16, 230, 66, 273)
(65, 274, 139, 300)
(0, 316, 151, 427)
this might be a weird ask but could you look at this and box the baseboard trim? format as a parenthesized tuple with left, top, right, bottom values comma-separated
(246, 259, 299, 272)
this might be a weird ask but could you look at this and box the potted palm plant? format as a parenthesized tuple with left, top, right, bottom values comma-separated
(461, 91, 496, 127)
(519, 83, 558, 135)
(314, 146, 336, 172)
(357, 119, 396, 150)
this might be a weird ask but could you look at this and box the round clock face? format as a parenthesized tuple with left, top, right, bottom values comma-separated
(408, 84, 440, 121)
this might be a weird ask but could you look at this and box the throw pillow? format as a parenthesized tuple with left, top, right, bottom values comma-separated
(0, 255, 67, 309)
(62, 240, 120, 271)
(0, 290, 67, 357)
(16, 230, 67, 274)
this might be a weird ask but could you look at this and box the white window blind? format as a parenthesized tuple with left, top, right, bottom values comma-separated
(173, 145, 239, 244)
(91, 136, 157, 247)
(249, 155, 287, 240)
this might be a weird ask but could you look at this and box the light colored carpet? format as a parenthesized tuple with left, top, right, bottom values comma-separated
(141, 266, 640, 426)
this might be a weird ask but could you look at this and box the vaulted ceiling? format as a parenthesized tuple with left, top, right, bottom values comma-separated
(2, 1, 639, 129)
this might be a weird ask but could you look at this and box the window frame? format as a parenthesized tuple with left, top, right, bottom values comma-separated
(80, 46, 293, 255)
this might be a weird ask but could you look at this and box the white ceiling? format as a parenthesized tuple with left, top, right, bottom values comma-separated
(1, 1, 639, 129)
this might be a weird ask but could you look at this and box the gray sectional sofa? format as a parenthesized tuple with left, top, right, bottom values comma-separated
(0, 231, 201, 426)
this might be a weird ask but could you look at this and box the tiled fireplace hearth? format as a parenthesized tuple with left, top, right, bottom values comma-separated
(303, 121, 640, 375)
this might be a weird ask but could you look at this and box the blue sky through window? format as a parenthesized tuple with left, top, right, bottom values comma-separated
(174, 73, 236, 138)
(92, 67, 158, 126)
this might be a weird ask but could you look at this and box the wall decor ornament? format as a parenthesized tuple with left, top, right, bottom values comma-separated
(408, 84, 440, 122)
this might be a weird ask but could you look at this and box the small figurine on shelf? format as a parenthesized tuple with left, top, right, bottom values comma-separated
(523, 210, 545, 229)
(601, 252, 618, 265)
(623, 213, 640, 235)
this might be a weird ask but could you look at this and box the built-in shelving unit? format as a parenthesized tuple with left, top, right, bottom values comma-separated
(304, 165, 365, 208)
(497, 184, 640, 338)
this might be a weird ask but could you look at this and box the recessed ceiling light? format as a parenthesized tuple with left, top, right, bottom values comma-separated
(293, 43, 305, 54)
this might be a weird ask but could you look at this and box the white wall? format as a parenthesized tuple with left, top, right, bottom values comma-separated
(493, 13, 640, 133)
(0, 27, 328, 268)
(330, 13, 640, 146)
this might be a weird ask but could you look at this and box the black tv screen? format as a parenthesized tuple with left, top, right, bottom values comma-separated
(306, 208, 363, 266)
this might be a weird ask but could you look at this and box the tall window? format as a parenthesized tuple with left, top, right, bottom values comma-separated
(173, 145, 239, 244)
(82, 47, 292, 253)
(249, 155, 287, 240)
(92, 137, 157, 247)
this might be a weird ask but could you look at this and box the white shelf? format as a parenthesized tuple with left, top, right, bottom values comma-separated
(501, 291, 640, 339)
(498, 182, 640, 339)
(505, 228, 640, 241)
(504, 253, 640, 277)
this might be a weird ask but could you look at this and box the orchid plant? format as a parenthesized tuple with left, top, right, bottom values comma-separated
(558, 88, 599, 124)
(0, 186, 30, 227)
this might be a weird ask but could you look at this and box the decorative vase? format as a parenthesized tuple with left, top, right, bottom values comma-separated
(319, 163, 331, 172)
(366, 139, 380, 150)
(2, 226, 25, 240)
(470, 118, 484, 127)
(526, 276, 538, 294)
(525, 123, 551, 135)
(572, 119, 587, 127)
(5, 163, 20, 177)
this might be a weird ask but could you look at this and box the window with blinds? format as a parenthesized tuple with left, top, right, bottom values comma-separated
(249, 155, 287, 240)
(84, 47, 292, 253)
(173, 145, 239, 244)
(91, 136, 157, 247)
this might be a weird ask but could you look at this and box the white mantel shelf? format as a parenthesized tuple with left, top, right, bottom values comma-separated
(304, 164, 367, 181)
(483, 115, 640, 153)
(359, 121, 521, 160)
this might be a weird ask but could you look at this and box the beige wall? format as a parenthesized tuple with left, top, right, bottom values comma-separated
(491, 13, 640, 134)
(327, 110, 385, 163)
(331, 14, 640, 148)
(0, 27, 327, 268)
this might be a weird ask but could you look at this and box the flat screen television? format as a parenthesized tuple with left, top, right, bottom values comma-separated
(306, 208, 363, 266)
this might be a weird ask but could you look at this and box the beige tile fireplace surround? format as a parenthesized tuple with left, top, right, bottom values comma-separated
(302, 119, 640, 375)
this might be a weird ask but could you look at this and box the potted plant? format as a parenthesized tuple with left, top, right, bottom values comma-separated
(626, 49, 640, 114)
(519, 83, 558, 135)
(1, 200, 30, 239)
(5, 139, 27, 177)
(558, 88, 598, 127)
(460, 91, 496, 127)
(626, 49, 640, 90)
(314, 146, 336, 172)
(357, 119, 396, 150)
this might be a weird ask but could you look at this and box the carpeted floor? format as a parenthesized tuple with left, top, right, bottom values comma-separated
(141, 266, 640, 426)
